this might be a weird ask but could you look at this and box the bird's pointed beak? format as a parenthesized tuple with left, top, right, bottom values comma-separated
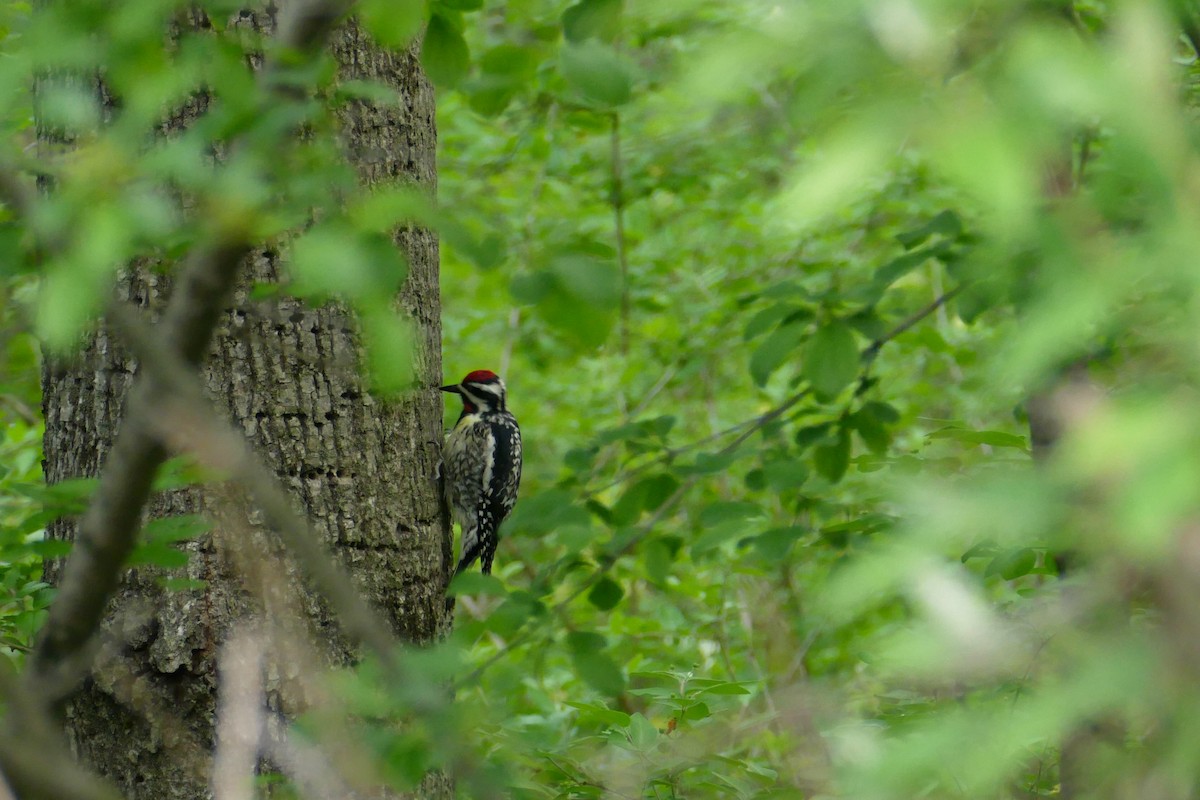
(439, 384, 462, 394)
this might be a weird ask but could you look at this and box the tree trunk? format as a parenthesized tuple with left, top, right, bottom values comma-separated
(39, 12, 448, 800)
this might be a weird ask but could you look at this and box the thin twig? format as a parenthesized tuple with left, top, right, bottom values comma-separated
(612, 112, 630, 360)
(861, 284, 964, 363)
(583, 286, 965, 499)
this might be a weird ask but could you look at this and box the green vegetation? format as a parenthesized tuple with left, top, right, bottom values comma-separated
(6, 0, 1200, 797)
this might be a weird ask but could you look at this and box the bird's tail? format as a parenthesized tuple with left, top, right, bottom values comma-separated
(454, 525, 485, 576)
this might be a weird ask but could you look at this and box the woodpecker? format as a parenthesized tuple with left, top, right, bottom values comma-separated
(440, 369, 522, 577)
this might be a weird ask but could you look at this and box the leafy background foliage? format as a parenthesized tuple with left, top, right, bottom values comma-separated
(5, 0, 1200, 797)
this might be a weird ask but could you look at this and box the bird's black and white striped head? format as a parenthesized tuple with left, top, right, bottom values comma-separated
(440, 369, 507, 414)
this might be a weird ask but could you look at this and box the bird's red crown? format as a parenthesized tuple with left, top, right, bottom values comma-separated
(462, 369, 500, 384)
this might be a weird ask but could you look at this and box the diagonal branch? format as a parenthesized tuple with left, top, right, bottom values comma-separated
(108, 306, 400, 669)
(23, 0, 356, 713)
(861, 284, 964, 364)
(27, 239, 251, 703)
(581, 286, 965, 500)
(0, 671, 122, 800)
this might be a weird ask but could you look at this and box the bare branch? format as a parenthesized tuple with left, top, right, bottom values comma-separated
(0, 671, 123, 800)
(0, 735, 122, 800)
(213, 628, 266, 800)
(22, 0, 361, 712)
(109, 306, 400, 669)
(27, 240, 251, 705)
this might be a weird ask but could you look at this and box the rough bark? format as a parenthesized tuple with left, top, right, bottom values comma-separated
(39, 10, 449, 800)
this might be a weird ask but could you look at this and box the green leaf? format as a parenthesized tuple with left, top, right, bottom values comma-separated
(358, 0, 426, 49)
(447, 571, 507, 597)
(549, 254, 621, 303)
(861, 400, 900, 424)
(440, 216, 507, 269)
(153, 456, 216, 490)
(127, 542, 190, 568)
(332, 79, 400, 107)
(749, 319, 806, 386)
(644, 538, 674, 584)
(872, 242, 949, 288)
(565, 701, 631, 727)
(794, 422, 834, 450)
(627, 712, 658, 750)
(743, 303, 807, 341)
(676, 450, 740, 475)
(814, 427, 851, 483)
(349, 186, 435, 233)
(986, 547, 1038, 580)
(509, 270, 554, 304)
(360, 306, 415, 394)
(518, 255, 621, 349)
(421, 13, 470, 89)
(564, 446, 597, 472)
(290, 225, 407, 302)
(587, 577, 624, 610)
(506, 489, 592, 535)
(611, 473, 679, 524)
(143, 514, 211, 544)
(961, 540, 999, 562)
(927, 427, 1028, 450)
(699, 501, 762, 527)
(895, 210, 962, 249)
(803, 322, 859, 400)
(562, 0, 622, 43)
(567, 631, 607, 654)
(750, 526, 805, 560)
(26, 540, 72, 558)
(479, 44, 540, 79)
(694, 680, 752, 696)
(850, 407, 892, 454)
(40, 477, 98, 512)
(559, 40, 633, 107)
(571, 649, 626, 696)
(759, 460, 809, 490)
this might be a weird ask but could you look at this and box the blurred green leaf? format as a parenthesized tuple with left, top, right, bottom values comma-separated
(814, 427, 851, 483)
(569, 634, 625, 695)
(896, 210, 962, 250)
(627, 712, 657, 750)
(421, 13, 470, 88)
(562, 0, 622, 43)
(587, 576, 623, 610)
(927, 427, 1028, 450)
(803, 322, 859, 400)
(559, 40, 633, 107)
(448, 571, 507, 596)
(985, 547, 1038, 580)
(565, 701, 631, 727)
(749, 319, 806, 387)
